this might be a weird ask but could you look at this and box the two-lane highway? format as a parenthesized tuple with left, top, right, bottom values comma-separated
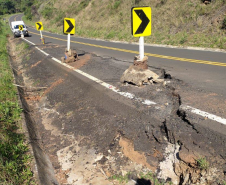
(8, 14, 226, 185)
(10, 14, 226, 98)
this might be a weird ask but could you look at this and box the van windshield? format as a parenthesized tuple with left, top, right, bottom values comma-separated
(14, 25, 25, 29)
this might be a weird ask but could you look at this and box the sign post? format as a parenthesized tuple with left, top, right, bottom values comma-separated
(131, 7, 151, 60)
(67, 33, 70, 51)
(36, 22, 44, 43)
(40, 30, 43, 39)
(63, 18, 75, 51)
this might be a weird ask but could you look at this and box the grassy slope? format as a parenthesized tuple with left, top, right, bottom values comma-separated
(0, 15, 36, 185)
(27, 0, 226, 49)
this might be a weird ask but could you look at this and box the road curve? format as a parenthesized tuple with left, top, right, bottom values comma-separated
(8, 14, 226, 133)
(9, 14, 226, 98)
(8, 13, 226, 184)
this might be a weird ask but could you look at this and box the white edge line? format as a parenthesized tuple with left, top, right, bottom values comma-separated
(23, 39, 49, 56)
(22, 39, 226, 125)
(51, 57, 156, 106)
(35, 47, 49, 56)
(23, 38, 35, 45)
(181, 105, 226, 125)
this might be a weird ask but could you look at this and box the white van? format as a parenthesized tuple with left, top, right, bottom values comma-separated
(11, 21, 29, 37)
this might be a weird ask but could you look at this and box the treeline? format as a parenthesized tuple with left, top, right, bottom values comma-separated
(0, 0, 34, 19)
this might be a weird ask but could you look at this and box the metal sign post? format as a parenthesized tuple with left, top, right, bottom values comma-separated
(131, 7, 151, 60)
(36, 22, 45, 44)
(63, 18, 75, 51)
(139, 36, 144, 60)
(40, 30, 43, 39)
(21, 31, 24, 38)
(19, 25, 24, 38)
(67, 33, 70, 51)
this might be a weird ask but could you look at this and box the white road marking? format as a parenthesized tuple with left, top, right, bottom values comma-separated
(51, 57, 156, 105)
(24, 38, 35, 45)
(23, 38, 226, 125)
(180, 105, 226, 125)
(35, 46, 49, 56)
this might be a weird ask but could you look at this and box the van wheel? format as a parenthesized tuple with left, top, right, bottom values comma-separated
(14, 34, 16, 38)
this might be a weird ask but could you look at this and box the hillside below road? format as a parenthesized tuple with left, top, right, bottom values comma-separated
(8, 34, 226, 184)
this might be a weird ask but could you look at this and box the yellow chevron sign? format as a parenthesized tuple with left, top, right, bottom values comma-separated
(36, 22, 43, 31)
(19, 25, 23, 31)
(131, 7, 151, 37)
(64, 18, 75, 34)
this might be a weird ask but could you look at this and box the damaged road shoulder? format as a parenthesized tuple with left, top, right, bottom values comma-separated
(9, 36, 226, 185)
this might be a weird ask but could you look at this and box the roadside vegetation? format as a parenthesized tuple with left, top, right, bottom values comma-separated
(196, 156, 209, 170)
(22, 0, 226, 49)
(0, 16, 35, 185)
(0, 0, 34, 20)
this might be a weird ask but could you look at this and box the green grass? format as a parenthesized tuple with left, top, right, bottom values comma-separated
(222, 16, 226, 29)
(113, 0, 121, 9)
(69, 0, 91, 15)
(196, 157, 209, 170)
(0, 16, 36, 185)
(139, 172, 166, 185)
(109, 172, 131, 184)
(27, 0, 226, 50)
(40, 6, 55, 19)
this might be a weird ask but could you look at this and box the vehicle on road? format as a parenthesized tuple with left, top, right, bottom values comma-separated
(11, 21, 29, 37)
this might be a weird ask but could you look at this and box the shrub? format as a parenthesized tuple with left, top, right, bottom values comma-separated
(179, 33, 188, 44)
(0, 21, 3, 34)
(113, 0, 121, 9)
(41, 6, 55, 19)
(222, 16, 226, 29)
(0, 24, 35, 185)
(135, 0, 141, 4)
(54, 11, 65, 24)
(196, 157, 209, 170)
(73, 0, 91, 14)
(25, 7, 32, 20)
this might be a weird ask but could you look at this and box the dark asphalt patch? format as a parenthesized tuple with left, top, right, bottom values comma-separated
(10, 39, 226, 184)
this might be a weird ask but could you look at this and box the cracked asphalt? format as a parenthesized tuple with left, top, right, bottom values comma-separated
(8, 14, 226, 185)
(9, 36, 226, 184)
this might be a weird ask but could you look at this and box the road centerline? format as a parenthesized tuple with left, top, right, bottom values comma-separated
(22, 37, 226, 126)
(28, 31, 226, 67)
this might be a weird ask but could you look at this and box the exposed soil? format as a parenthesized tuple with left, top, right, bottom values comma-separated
(8, 37, 226, 185)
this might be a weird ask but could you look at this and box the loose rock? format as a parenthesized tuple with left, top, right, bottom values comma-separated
(61, 48, 78, 63)
(120, 56, 164, 86)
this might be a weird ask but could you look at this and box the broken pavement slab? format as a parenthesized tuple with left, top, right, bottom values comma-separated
(120, 65, 164, 86)
(61, 48, 79, 63)
(120, 56, 164, 86)
(9, 37, 226, 184)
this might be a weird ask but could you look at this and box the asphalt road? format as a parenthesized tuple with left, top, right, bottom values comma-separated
(9, 14, 226, 129)
(10, 14, 226, 97)
(9, 34, 226, 185)
(8, 14, 226, 184)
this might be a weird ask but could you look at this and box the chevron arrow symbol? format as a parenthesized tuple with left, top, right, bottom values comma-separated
(134, 9, 150, 34)
(37, 23, 42, 30)
(66, 19, 74, 33)
(19, 25, 23, 30)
